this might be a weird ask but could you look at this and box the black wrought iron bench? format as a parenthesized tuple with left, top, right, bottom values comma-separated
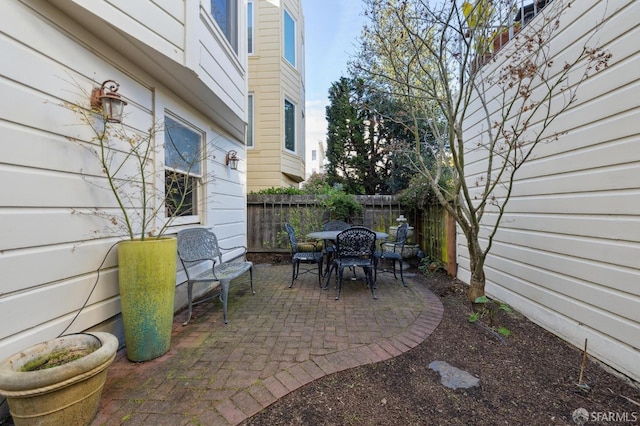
(177, 228, 254, 325)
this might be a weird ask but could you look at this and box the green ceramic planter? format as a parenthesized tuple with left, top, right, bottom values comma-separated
(118, 238, 177, 362)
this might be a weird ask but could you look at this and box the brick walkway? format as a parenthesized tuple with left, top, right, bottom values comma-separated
(92, 263, 444, 425)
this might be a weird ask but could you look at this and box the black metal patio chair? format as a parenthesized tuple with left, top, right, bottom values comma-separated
(327, 226, 377, 300)
(374, 222, 408, 287)
(284, 223, 324, 288)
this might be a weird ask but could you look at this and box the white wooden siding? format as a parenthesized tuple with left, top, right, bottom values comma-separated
(0, 1, 248, 362)
(47, 0, 248, 139)
(198, 10, 247, 115)
(55, 0, 187, 63)
(459, 0, 640, 381)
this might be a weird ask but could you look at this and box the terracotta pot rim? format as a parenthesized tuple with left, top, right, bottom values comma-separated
(0, 332, 118, 393)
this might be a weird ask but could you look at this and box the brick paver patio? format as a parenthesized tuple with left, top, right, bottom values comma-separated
(92, 263, 444, 425)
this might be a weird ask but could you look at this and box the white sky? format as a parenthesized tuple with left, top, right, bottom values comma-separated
(300, 0, 367, 175)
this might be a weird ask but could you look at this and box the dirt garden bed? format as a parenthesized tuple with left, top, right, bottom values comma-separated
(242, 269, 640, 425)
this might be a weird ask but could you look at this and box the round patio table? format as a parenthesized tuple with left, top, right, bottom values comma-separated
(306, 230, 389, 240)
(307, 229, 388, 290)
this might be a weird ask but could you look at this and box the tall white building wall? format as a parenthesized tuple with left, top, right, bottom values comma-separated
(0, 0, 249, 363)
(459, 0, 640, 382)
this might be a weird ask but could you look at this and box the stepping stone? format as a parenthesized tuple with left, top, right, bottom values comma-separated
(429, 360, 480, 389)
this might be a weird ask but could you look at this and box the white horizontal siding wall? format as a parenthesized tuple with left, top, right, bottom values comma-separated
(459, 0, 640, 382)
(0, 1, 247, 362)
(197, 2, 248, 118)
(60, 0, 187, 63)
(47, 0, 248, 139)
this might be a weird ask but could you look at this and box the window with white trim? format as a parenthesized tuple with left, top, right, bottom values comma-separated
(164, 115, 203, 217)
(284, 98, 296, 152)
(247, 93, 254, 147)
(211, 0, 238, 53)
(248, 1, 254, 54)
(283, 9, 296, 66)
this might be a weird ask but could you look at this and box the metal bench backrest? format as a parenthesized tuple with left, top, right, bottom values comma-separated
(177, 228, 223, 271)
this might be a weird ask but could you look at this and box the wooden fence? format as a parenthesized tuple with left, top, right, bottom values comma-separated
(246, 194, 456, 275)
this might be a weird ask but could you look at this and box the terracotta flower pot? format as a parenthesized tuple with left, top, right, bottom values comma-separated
(493, 26, 520, 53)
(0, 332, 118, 426)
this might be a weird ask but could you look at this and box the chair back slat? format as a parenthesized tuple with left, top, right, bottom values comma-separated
(336, 226, 376, 258)
(394, 223, 409, 249)
(284, 223, 299, 253)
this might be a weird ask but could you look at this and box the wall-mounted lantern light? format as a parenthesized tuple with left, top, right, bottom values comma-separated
(91, 79, 128, 123)
(225, 150, 240, 170)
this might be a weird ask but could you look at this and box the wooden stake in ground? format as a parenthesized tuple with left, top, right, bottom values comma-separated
(579, 338, 588, 385)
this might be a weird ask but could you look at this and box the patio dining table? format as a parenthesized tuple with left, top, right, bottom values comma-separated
(306, 230, 389, 241)
(306, 229, 388, 289)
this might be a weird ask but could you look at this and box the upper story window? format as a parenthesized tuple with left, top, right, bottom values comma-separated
(311, 149, 317, 161)
(283, 10, 296, 66)
(211, 0, 238, 53)
(164, 115, 203, 218)
(247, 93, 254, 147)
(284, 98, 296, 152)
(247, 1, 254, 54)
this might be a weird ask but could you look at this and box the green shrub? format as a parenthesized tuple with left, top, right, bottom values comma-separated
(321, 185, 362, 221)
(301, 173, 331, 194)
(250, 187, 306, 195)
(251, 183, 363, 223)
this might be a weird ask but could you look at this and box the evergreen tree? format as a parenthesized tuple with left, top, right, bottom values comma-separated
(325, 77, 415, 194)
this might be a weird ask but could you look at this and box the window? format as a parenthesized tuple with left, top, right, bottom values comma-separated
(311, 149, 317, 161)
(284, 99, 296, 152)
(283, 10, 296, 66)
(211, 0, 238, 53)
(247, 93, 254, 147)
(164, 116, 203, 217)
(247, 1, 254, 54)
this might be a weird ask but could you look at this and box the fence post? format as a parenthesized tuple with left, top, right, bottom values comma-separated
(446, 210, 457, 277)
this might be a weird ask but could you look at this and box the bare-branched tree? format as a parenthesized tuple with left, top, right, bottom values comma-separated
(66, 91, 219, 240)
(353, 0, 611, 301)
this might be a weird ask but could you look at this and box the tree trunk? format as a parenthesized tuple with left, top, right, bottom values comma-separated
(467, 238, 486, 303)
(468, 268, 486, 303)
